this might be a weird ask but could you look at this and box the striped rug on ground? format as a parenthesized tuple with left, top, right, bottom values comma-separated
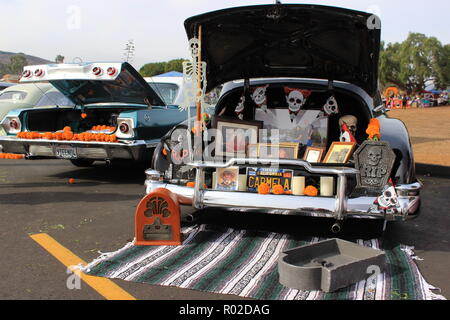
(83, 225, 445, 300)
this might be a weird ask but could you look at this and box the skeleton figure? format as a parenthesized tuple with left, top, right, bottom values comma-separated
(235, 95, 245, 120)
(179, 37, 207, 113)
(323, 96, 339, 115)
(251, 85, 269, 112)
(339, 115, 358, 137)
(367, 146, 383, 166)
(377, 185, 399, 209)
(284, 87, 311, 122)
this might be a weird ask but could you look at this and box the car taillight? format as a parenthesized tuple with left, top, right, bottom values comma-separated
(22, 70, 32, 78)
(92, 67, 103, 76)
(9, 119, 20, 130)
(119, 122, 130, 134)
(107, 67, 117, 76)
(34, 69, 44, 77)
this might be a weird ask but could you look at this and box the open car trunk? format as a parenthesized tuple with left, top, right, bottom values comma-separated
(24, 107, 134, 133)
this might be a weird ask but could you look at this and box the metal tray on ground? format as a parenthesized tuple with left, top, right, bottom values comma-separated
(278, 238, 386, 292)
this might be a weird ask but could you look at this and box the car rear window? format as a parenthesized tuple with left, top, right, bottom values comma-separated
(148, 82, 179, 105)
(36, 91, 75, 107)
(0, 91, 27, 101)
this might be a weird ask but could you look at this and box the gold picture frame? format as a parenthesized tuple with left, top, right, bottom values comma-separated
(323, 142, 356, 164)
(258, 143, 300, 160)
(303, 147, 325, 163)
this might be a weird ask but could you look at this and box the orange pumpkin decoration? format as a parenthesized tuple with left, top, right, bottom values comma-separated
(304, 186, 319, 197)
(258, 183, 271, 195)
(272, 184, 285, 195)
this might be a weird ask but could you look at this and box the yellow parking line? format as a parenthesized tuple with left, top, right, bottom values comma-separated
(30, 233, 136, 300)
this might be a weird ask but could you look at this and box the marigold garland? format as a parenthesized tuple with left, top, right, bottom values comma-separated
(0, 153, 25, 159)
(272, 184, 285, 195)
(366, 118, 381, 141)
(304, 185, 319, 197)
(257, 183, 271, 195)
(15, 126, 118, 142)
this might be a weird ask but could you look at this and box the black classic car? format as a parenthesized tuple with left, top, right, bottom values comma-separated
(144, 4, 422, 232)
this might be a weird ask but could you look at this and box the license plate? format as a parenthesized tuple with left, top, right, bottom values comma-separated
(55, 146, 77, 159)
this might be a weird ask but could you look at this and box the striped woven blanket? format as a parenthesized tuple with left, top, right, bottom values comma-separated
(83, 225, 445, 300)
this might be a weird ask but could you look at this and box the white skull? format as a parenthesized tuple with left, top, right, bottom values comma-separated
(252, 87, 267, 106)
(339, 115, 358, 136)
(286, 90, 305, 113)
(323, 96, 339, 115)
(378, 186, 398, 209)
(189, 38, 200, 58)
(368, 146, 383, 166)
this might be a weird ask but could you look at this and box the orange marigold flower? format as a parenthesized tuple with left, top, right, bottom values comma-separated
(304, 186, 319, 197)
(366, 118, 381, 141)
(81, 113, 88, 119)
(258, 183, 271, 195)
(272, 184, 285, 195)
(186, 182, 196, 188)
(69, 178, 75, 184)
(63, 126, 72, 133)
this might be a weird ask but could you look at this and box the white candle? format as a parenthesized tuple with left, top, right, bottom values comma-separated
(238, 174, 247, 192)
(320, 177, 334, 197)
(212, 172, 217, 189)
(292, 177, 305, 196)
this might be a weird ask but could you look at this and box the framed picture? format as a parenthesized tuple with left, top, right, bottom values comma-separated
(247, 144, 259, 158)
(214, 117, 263, 157)
(323, 142, 356, 164)
(303, 147, 325, 163)
(258, 143, 299, 160)
(214, 167, 240, 191)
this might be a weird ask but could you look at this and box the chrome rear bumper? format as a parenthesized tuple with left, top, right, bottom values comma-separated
(0, 136, 155, 160)
(144, 158, 422, 222)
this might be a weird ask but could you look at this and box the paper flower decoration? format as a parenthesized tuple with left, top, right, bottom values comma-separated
(257, 183, 271, 195)
(272, 184, 285, 195)
(304, 186, 319, 197)
(366, 118, 381, 141)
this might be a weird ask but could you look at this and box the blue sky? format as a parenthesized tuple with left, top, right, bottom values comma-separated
(1, 0, 449, 69)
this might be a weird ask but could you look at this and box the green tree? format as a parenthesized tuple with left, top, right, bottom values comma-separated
(139, 58, 187, 77)
(55, 55, 65, 63)
(379, 33, 450, 93)
(7, 55, 28, 75)
(139, 62, 166, 77)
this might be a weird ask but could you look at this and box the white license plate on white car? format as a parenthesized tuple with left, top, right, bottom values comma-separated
(55, 146, 77, 159)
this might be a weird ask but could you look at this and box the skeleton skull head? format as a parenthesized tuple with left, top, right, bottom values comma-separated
(188, 38, 200, 58)
(252, 86, 267, 106)
(323, 96, 339, 115)
(286, 90, 306, 113)
(367, 146, 383, 166)
(339, 115, 358, 136)
(378, 186, 398, 209)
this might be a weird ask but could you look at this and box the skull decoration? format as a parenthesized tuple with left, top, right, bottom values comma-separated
(189, 38, 200, 59)
(323, 96, 339, 115)
(377, 185, 399, 209)
(284, 87, 311, 122)
(339, 115, 358, 137)
(235, 95, 245, 120)
(367, 146, 383, 166)
(251, 85, 269, 112)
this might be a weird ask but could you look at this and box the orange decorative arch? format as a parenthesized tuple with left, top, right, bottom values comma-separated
(384, 87, 399, 98)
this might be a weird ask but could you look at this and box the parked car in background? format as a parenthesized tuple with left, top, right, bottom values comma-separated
(0, 62, 193, 167)
(0, 81, 15, 92)
(146, 4, 421, 232)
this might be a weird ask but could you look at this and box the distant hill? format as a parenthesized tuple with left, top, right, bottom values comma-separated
(0, 50, 52, 66)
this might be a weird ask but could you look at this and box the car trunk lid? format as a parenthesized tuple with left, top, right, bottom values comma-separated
(184, 4, 381, 97)
(20, 62, 166, 107)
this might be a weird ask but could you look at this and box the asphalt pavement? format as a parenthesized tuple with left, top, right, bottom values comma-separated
(0, 159, 448, 300)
